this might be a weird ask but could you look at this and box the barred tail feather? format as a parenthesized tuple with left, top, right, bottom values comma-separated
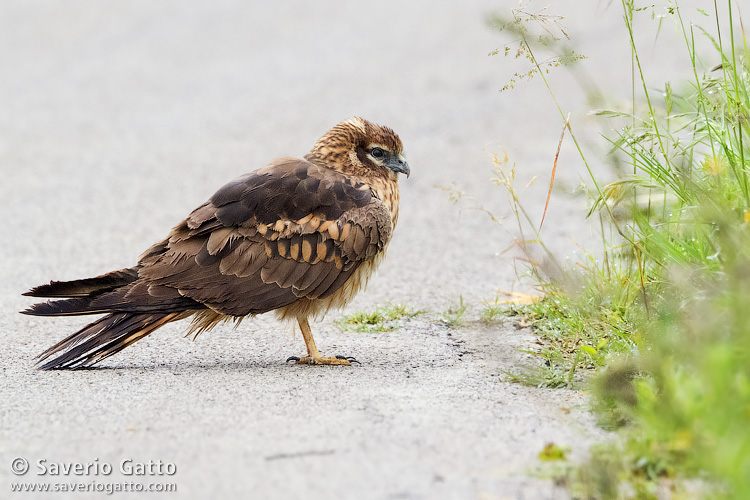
(36, 312, 190, 370)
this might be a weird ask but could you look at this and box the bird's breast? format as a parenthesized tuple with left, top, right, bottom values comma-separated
(366, 177, 401, 228)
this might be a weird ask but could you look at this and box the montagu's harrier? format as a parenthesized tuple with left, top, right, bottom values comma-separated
(23, 117, 409, 369)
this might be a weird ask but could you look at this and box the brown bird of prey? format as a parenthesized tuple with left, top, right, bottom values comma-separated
(23, 117, 409, 369)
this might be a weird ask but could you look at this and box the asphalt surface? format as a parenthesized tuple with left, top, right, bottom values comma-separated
(1, 1, 718, 498)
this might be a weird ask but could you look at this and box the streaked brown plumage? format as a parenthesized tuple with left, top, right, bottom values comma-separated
(23, 117, 409, 369)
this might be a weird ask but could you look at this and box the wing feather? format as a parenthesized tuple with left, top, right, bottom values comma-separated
(138, 157, 393, 316)
(218, 239, 253, 275)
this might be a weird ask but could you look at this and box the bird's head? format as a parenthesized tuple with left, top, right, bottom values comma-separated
(305, 117, 410, 180)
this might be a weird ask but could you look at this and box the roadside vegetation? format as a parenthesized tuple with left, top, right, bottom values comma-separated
(488, 1, 749, 498)
(337, 299, 470, 332)
(337, 303, 424, 333)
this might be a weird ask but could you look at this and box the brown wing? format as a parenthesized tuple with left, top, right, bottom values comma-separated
(137, 157, 393, 316)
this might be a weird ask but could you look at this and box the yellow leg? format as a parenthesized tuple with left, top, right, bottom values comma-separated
(288, 318, 354, 366)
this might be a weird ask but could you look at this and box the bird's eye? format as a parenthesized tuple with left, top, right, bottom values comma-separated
(370, 148, 385, 159)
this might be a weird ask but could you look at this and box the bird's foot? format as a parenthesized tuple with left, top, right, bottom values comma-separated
(286, 355, 360, 366)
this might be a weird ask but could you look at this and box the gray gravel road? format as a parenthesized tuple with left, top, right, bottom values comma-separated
(1, 1, 714, 498)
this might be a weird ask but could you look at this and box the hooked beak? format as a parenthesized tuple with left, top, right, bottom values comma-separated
(387, 155, 410, 178)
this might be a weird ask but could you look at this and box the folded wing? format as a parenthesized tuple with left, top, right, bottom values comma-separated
(137, 157, 393, 317)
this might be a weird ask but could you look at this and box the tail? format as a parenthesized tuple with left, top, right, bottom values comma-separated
(22, 267, 200, 317)
(36, 312, 190, 370)
(22, 268, 142, 317)
(23, 268, 201, 369)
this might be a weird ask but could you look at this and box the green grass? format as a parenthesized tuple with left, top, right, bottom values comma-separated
(337, 303, 424, 333)
(479, 303, 506, 323)
(504, 292, 639, 389)
(489, 0, 750, 497)
(439, 296, 468, 328)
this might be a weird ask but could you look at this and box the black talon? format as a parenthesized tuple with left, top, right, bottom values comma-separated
(286, 356, 300, 363)
(336, 355, 361, 364)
